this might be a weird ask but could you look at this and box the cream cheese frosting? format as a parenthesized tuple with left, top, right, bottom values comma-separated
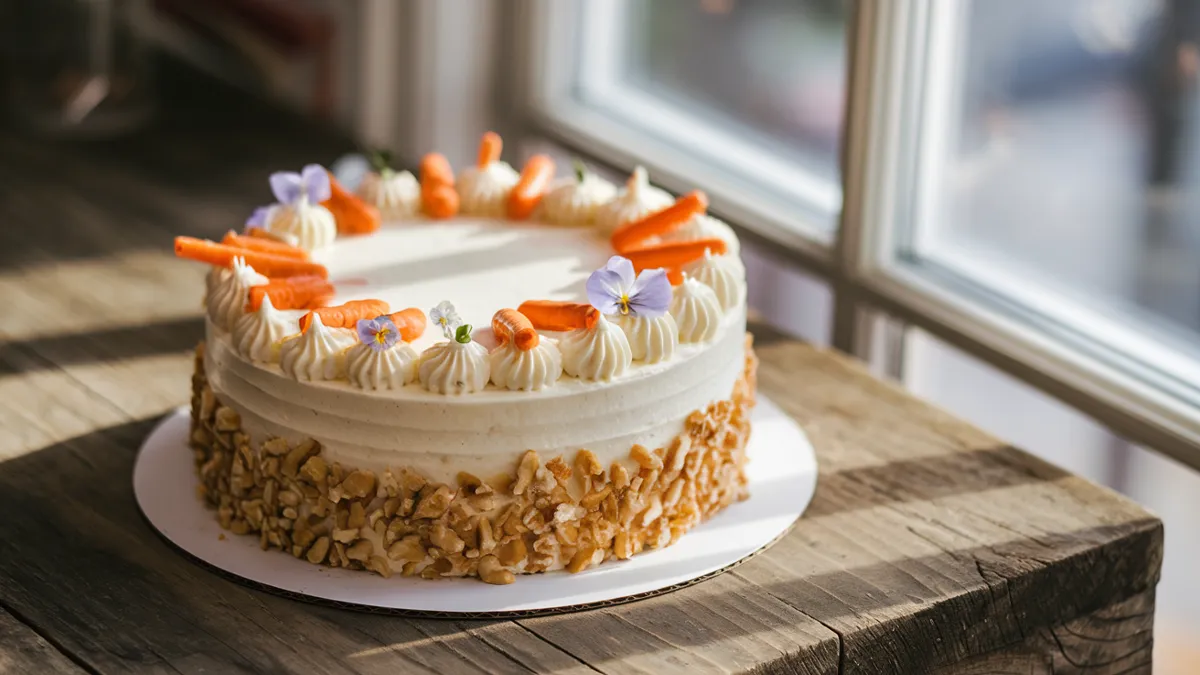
(671, 277, 723, 343)
(559, 316, 633, 381)
(457, 162, 519, 217)
(595, 166, 674, 234)
(358, 170, 421, 220)
(539, 173, 616, 226)
(207, 257, 268, 331)
(663, 214, 741, 254)
(615, 312, 678, 364)
(684, 249, 745, 311)
(279, 314, 356, 381)
(266, 200, 337, 251)
(231, 295, 300, 363)
(419, 339, 491, 395)
(489, 340, 563, 391)
(347, 342, 419, 390)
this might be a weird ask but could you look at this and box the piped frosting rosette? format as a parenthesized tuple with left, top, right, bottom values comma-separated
(207, 256, 268, 331)
(585, 255, 678, 364)
(595, 166, 674, 235)
(358, 163, 421, 221)
(539, 161, 617, 226)
(346, 313, 422, 390)
(418, 301, 491, 394)
(263, 164, 338, 251)
(457, 132, 520, 217)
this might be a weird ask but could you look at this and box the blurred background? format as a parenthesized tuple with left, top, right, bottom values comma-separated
(3, 0, 1200, 669)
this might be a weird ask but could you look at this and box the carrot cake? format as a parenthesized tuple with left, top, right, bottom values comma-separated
(177, 133, 753, 584)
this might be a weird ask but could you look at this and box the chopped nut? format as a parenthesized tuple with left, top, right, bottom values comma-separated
(214, 406, 241, 432)
(339, 470, 377, 500)
(348, 502, 366, 529)
(383, 496, 402, 518)
(613, 532, 634, 560)
(306, 536, 331, 564)
(430, 523, 465, 554)
(346, 539, 373, 562)
(640, 496, 663, 527)
(663, 477, 685, 508)
(554, 502, 586, 523)
(555, 522, 580, 546)
(456, 472, 482, 490)
(575, 449, 603, 477)
(299, 455, 327, 485)
(411, 484, 452, 520)
(293, 528, 316, 549)
(512, 450, 539, 495)
(477, 555, 515, 585)
(610, 462, 630, 490)
(630, 444, 662, 470)
(262, 437, 290, 456)
(366, 555, 393, 578)
(387, 535, 425, 562)
(580, 486, 612, 510)
(282, 439, 318, 478)
(566, 544, 598, 573)
(544, 457, 572, 483)
(496, 536, 527, 566)
(477, 517, 497, 553)
(279, 490, 301, 508)
(332, 528, 359, 544)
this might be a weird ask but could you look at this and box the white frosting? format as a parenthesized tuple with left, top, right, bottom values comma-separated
(684, 250, 745, 311)
(358, 170, 421, 220)
(279, 314, 356, 381)
(595, 166, 674, 234)
(347, 342, 419, 390)
(419, 339, 491, 395)
(663, 214, 741, 254)
(231, 295, 301, 363)
(207, 257, 268, 331)
(615, 313, 678, 364)
(539, 175, 616, 226)
(671, 278, 723, 343)
(266, 199, 337, 251)
(559, 316, 633, 381)
(457, 162, 519, 217)
(202, 218, 747, 484)
(490, 340, 563, 391)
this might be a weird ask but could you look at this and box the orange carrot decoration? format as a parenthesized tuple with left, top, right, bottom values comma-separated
(245, 276, 335, 312)
(611, 190, 709, 254)
(492, 308, 540, 350)
(624, 238, 727, 274)
(174, 237, 328, 279)
(299, 299, 391, 332)
(667, 268, 684, 285)
(507, 154, 555, 220)
(386, 307, 428, 342)
(478, 131, 503, 169)
(323, 172, 381, 235)
(222, 231, 309, 260)
(517, 300, 600, 332)
(420, 153, 459, 219)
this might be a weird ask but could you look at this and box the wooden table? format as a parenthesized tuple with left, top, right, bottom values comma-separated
(0, 63, 1162, 674)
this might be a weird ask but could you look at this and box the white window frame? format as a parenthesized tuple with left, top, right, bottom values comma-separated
(511, 0, 1200, 471)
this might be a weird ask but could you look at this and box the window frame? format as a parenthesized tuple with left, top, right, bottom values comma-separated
(512, 0, 1200, 471)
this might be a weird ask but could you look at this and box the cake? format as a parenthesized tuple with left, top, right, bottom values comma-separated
(177, 134, 754, 584)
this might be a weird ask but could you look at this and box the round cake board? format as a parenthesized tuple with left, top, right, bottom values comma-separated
(133, 395, 817, 617)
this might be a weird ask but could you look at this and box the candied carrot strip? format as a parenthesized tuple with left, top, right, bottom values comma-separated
(386, 307, 427, 342)
(507, 155, 555, 220)
(517, 300, 599, 332)
(667, 268, 684, 285)
(300, 299, 391, 332)
(324, 172, 381, 235)
(420, 153, 458, 219)
(245, 276, 335, 312)
(492, 308, 539, 350)
(611, 190, 708, 254)
(624, 238, 727, 274)
(174, 237, 328, 279)
(222, 230, 309, 260)
(478, 131, 502, 169)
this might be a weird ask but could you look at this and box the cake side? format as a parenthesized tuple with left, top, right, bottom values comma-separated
(189, 335, 758, 583)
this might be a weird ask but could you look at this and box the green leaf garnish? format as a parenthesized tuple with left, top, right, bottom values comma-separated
(454, 323, 473, 344)
(368, 148, 394, 174)
(573, 158, 588, 183)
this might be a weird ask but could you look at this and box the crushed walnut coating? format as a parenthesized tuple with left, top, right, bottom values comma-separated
(188, 335, 758, 583)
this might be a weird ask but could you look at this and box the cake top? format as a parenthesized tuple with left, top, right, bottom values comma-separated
(174, 132, 746, 397)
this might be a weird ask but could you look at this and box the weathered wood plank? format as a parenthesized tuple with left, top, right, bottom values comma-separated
(0, 606, 86, 674)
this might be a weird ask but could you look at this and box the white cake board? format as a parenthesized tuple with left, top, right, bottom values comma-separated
(134, 396, 817, 617)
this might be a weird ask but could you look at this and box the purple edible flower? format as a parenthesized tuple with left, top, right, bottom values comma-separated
(585, 255, 671, 319)
(356, 316, 399, 352)
(245, 206, 270, 230)
(269, 164, 331, 206)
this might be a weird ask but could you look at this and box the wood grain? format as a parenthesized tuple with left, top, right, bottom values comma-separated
(0, 58, 1162, 674)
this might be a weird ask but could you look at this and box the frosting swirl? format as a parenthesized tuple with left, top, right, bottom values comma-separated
(207, 257, 268, 331)
(347, 342, 420, 390)
(358, 170, 421, 220)
(279, 314, 356, 381)
(683, 249, 745, 311)
(559, 316, 632, 381)
(489, 340, 563, 391)
(615, 313, 679, 364)
(539, 175, 616, 226)
(266, 199, 337, 251)
(457, 162, 519, 217)
(418, 340, 491, 394)
(663, 214, 741, 254)
(670, 278, 723, 343)
(595, 166, 674, 234)
(231, 295, 299, 363)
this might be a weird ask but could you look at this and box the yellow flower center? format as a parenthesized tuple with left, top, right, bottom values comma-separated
(373, 328, 391, 344)
(619, 294, 631, 315)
